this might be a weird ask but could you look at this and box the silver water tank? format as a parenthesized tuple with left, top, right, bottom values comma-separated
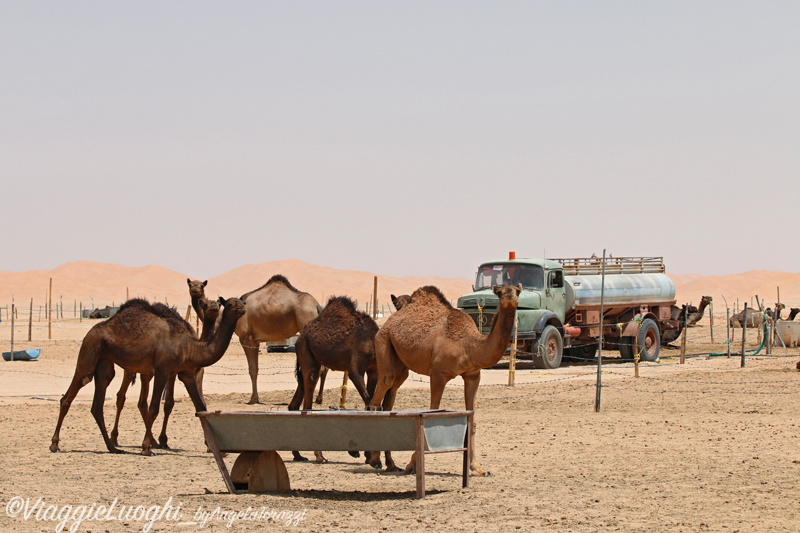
(564, 273, 676, 309)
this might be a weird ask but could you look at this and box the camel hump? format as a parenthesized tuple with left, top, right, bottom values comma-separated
(325, 295, 359, 313)
(241, 274, 300, 299)
(410, 286, 452, 309)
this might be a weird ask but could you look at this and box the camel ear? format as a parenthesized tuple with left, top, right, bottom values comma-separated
(187, 278, 192, 286)
(202, 280, 208, 287)
(218, 296, 226, 306)
(492, 285, 500, 296)
(391, 294, 397, 304)
(517, 283, 523, 293)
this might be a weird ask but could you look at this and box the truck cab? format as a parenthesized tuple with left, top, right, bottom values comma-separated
(457, 256, 567, 368)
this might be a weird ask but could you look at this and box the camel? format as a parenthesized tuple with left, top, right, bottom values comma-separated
(109, 297, 220, 449)
(289, 295, 379, 462)
(772, 303, 786, 321)
(50, 296, 245, 456)
(391, 294, 411, 311)
(367, 284, 521, 476)
(661, 305, 687, 345)
(235, 275, 323, 404)
(788, 308, 800, 321)
(686, 296, 712, 327)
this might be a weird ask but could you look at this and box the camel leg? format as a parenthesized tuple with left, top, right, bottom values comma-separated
(178, 370, 207, 412)
(50, 340, 101, 453)
(243, 343, 261, 404)
(195, 367, 205, 404)
(290, 338, 313, 461)
(143, 371, 169, 456)
(110, 371, 135, 448)
(404, 370, 451, 474)
(367, 333, 401, 470)
(380, 367, 408, 472)
(157, 376, 176, 449)
(314, 366, 328, 405)
(90, 358, 121, 454)
(463, 370, 488, 476)
(301, 360, 327, 464)
(135, 374, 158, 448)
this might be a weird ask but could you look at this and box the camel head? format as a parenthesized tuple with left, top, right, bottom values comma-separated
(198, 298, 221, 320)
(492, 284, 522, 309)
(218, 296, 246, 321)
(188, 279, 208, 299)
(701, 296, 712, 305)
(789, 308, 800, 321)
(391, 294, 411, 311)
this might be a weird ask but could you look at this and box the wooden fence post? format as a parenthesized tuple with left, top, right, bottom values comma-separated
(48, 278, 52, 340)
(28, 298, 33, 341)
(740, 303, 747, 367)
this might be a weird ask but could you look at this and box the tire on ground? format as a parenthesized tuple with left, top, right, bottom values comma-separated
(532, 325, 563, 369)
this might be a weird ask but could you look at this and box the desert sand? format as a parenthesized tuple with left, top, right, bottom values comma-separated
(1, 261, 800, 532)
(1, 300, 800, 532)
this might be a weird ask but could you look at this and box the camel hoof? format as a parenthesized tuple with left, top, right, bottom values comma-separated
(369, 462, 382, 470)
(140, 449, 154, 456)
(348, 451, 360, 458)
(108, 447, 125, 454)
(49, 444, 60, 453)
(472, 471, 492, 477)
(293, 455, 309, 462)
(315, 458, 329, 464)
(246, 397, 261, 405)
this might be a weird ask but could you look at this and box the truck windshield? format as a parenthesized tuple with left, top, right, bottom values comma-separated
(475, 264, 544, 290)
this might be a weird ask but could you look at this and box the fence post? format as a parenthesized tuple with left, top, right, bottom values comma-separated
(508, 312, 518, 387)
(680, 305, 687, 364)
(740, 303, 747, 367)
(726, 308, 730, 358)
(48, 278, 52, 340)
(709, 301, 714, 344)
(28, 298, 33, 341)
(10, 297, 15, 361)
(595, 250, 606, 413)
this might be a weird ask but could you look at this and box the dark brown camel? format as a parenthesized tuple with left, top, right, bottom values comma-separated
(686, 296, 712, 327)
(235, 275, 325, 404)
(368, 284, 521, 476)
(288, 296, 379, 462)
(50, 296, 245, 456)
(109, 298, 220, 449)
(788, 308, 800, 321)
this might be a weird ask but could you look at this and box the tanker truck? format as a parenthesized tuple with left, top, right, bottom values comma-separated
(456, 254, 680, 369)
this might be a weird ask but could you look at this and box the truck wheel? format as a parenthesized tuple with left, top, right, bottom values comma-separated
(532, 325, 563, 369)
(636, 319, 660, 362)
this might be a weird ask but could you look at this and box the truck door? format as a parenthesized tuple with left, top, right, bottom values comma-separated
(545, 269, 566, 322)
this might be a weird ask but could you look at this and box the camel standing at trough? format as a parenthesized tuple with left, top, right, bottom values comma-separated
(368, 284, 521, 476)
(289, 295, 379, 462)
(50, 296, 245, 456)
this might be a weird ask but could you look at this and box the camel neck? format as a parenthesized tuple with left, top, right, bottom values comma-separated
(197, 309, 238, 367)
(474, 302, 517, 368)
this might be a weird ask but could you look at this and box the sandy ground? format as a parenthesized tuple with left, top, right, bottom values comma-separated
(1, 315, 800, 532)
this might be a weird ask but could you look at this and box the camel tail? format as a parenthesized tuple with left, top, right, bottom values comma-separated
(294, 358, 304, 395)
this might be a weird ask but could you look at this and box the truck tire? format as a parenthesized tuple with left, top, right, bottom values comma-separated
(636, 318, 660, 362)
(532, 325, 563, 369)
(618, 337, 634, 359)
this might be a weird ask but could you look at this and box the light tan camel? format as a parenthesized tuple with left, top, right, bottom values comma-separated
(109, 298, 220, 449)
(236, 275, 323, 404)
(50, 296, 245, 455)
(368, 284, 521, 476)
(686, 296, 712, 327)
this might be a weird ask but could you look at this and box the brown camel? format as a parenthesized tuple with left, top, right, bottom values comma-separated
(686, 296, 712, 327)
(788, 308, 800, 321)
(50, 296, 245, 456)
(235, 275, 323, 404)
(772, 303, 786, 321)
(391, 294, 411, 311)
(368, 284, 521, 476)
(109, 297, 220, 449)
(288, 296, 379, 462)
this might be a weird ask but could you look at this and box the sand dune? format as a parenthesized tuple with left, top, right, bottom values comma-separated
(1, 260, 798, 316)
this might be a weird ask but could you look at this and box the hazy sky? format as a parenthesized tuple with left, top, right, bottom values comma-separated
(2, 1, 798, 281)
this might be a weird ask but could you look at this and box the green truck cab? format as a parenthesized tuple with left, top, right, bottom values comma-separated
(457, 257, 568, 369)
